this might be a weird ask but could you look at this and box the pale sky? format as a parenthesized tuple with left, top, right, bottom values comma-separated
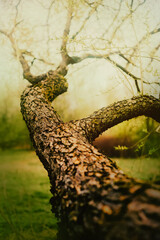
(0, 0, 159, 119)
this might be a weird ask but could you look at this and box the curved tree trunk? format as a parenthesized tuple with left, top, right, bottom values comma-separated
(21, 74, 160, 240)
(1, 1, 159, 239)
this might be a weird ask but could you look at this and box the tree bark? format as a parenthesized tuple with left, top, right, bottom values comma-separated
(72, 95, 160, 143)
(21, 74, 160, 240)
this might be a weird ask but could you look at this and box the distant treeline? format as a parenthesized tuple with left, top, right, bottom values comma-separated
(0, 110, 32, 150)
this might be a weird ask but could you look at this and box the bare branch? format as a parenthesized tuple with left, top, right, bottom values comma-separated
(117, 52, 138, 67)
(0, 29, 18, 57)
(10, 0, 22, 35)
(147, 43, 160, 67)
(104, 0, 147, 42)
(101, 0, 123, 38)
(68, 52, 141, 92)
(74, 95, 160, 142)
(22, 50, 55, 66)
(134, 26, 160, 50)
(126, 26, 160, 67)
(83, 0, 95, 7)
(36, 0, 54, 9)
(107, 56, 141, 92)
(68, 47, 160, 93)
(0, 29, 49, 84)
(72, 1, 102, 40)
(69, 52, 110, 63)
(0, 29, 9, 37)
(46, 0, 55, 56)
(60, 3, 73, 67)
(19, 53, 48, 84)
(130, 0, 134, 8)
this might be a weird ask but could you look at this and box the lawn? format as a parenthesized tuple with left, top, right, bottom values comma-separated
(0, 150, 160, 240)
(0, 150, 57, 240)
(115, 157, 160, 182)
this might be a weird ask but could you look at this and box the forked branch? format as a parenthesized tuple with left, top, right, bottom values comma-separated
(60, 2, 73, 70)
(126, 26, 160, 67)
(0, 29, 55, 84)
(72, 0, 102, 40)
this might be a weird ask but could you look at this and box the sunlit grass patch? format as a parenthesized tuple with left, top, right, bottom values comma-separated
(115, 157, 160, 182)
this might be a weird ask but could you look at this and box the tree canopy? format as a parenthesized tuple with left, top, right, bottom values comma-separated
(0, 0, 159, 101)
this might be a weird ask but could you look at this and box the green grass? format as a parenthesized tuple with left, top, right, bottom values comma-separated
(0, 150, 57, 240)
(0, 150, 160, 240)
(115, 157, 160, 182)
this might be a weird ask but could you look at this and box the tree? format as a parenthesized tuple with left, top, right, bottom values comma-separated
(0, 0, 160, 239)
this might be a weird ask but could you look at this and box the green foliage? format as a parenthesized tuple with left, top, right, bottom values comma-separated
(105, 116, 160, 158)
(0, 110, 31, 149)
(134, 119, 160, 158)
(114, 145, 128, 151)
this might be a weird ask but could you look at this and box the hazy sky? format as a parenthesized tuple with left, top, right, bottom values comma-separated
(0, 0, 159, 118)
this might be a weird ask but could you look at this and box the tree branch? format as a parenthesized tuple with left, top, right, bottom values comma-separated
(19, 53, 48, 84)
(101, 0, 123, 38)
(147, 43, 160, 67)
(118, 52, 137, 67)
(71, 1, 102, 40)
(0, 29, 54, 84)
(126, 26, 160, 68)
(107, 56, 141, 92)
(74, 95, 160, 142)
(10, 0, 22, 35)
(60, 3, 73, 70)
(21, 50, 55, 66)
(68, 52, 142, 91)
(104, 0, 147, 42)
(132, 27, 160, 53)
(46, 0, 55, 56)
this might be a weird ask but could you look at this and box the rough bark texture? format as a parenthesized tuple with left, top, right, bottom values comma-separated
(72, 95, 160, 143)
(21, 74, 160, 240)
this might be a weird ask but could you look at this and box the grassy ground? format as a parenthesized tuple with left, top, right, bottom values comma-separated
(0, 150, 160, 240)
(0, 150, 57, 240)
(115, 157, 160, 182)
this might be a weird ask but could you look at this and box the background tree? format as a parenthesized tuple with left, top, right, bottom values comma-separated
(0, 0, 160, 239)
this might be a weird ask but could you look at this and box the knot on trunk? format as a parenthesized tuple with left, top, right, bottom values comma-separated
(35, 72, 68, 102)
